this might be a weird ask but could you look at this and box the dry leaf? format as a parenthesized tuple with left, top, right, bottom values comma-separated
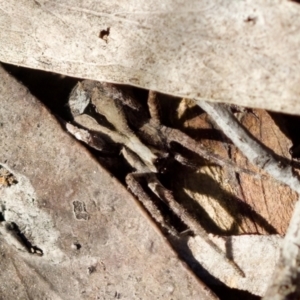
(173, 101, 297, 236)
(188, 234, 281, 296)
(1, 1, 300, 114)
(231, 109, 297, 235)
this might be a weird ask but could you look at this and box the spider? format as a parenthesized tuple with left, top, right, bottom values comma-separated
(66, 80, 260, 277)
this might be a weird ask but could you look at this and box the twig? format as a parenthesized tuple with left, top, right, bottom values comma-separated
(196, 101, 300, 194)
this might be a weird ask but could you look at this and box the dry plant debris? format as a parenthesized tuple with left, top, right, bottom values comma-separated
(2, 64, 300, 298)
(2, 1, 300, 115)
(63, 79, 300, 296)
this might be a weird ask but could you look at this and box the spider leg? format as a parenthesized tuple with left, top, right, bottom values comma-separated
(159, 125, 264, 178)
(143, 90, 263, 178)
(147, 179, 245, 278)
(125, 172, 178, 237)
(122, 144, 245, 277)
(65, 121, 108, 151)
(172, 153, 202, 169)
(147, 90, 161, 125)
(120, 146, 177, 237)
